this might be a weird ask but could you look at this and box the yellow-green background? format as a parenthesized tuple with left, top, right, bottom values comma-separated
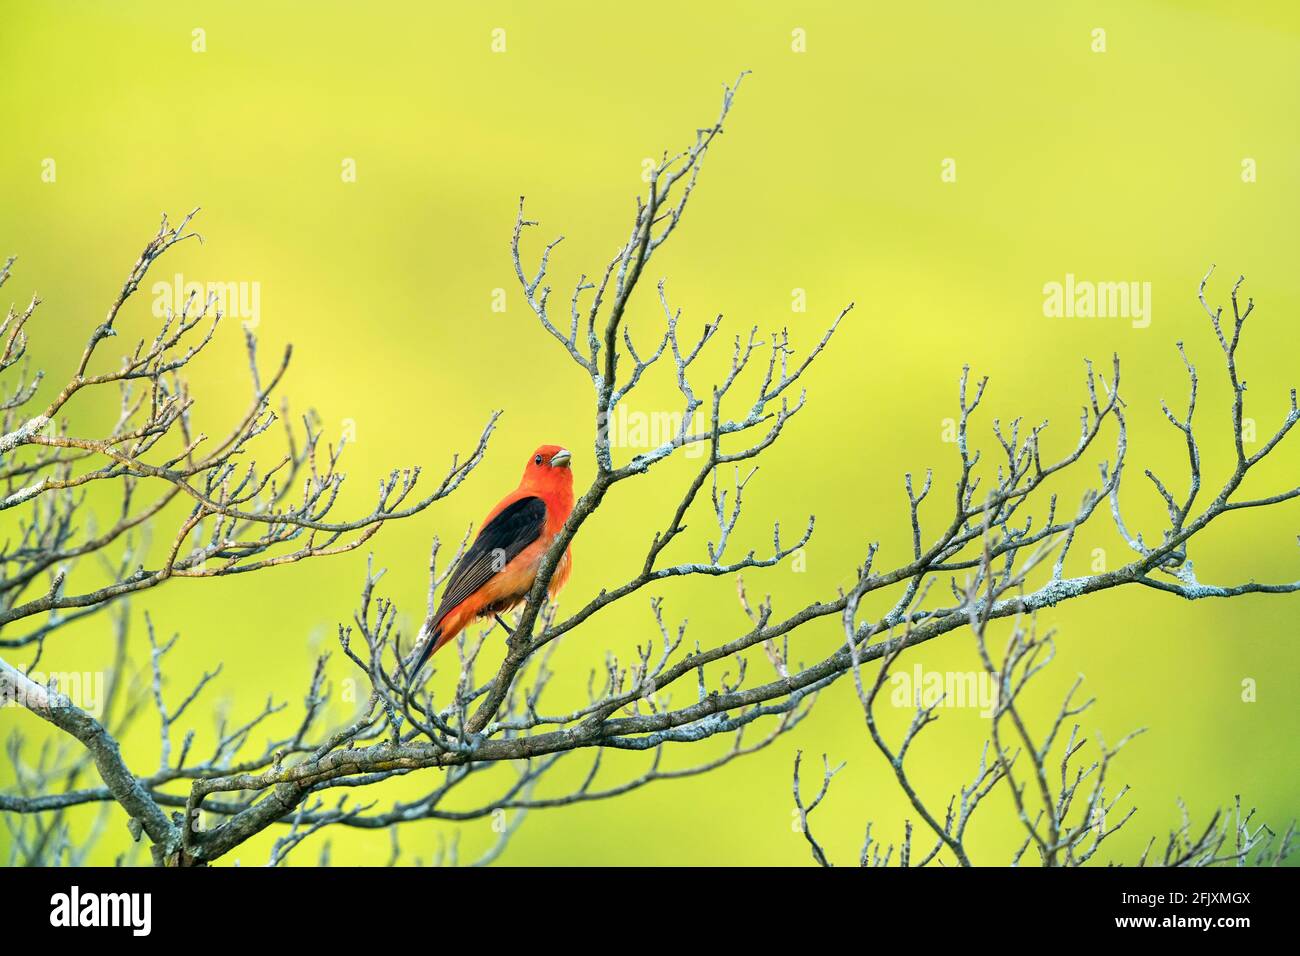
(2, 1, 1296, 866)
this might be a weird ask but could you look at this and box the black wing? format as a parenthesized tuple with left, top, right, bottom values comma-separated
(408, 496, 546, 674)
(434, 496, 546, 621)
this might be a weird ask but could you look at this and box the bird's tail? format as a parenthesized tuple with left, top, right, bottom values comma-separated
(402, 621, 443, 690)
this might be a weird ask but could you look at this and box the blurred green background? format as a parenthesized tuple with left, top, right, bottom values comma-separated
(1, 0, 1297, 866)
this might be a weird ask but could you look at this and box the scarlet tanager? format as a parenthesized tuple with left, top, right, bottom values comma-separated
(407, 444, 575, 675)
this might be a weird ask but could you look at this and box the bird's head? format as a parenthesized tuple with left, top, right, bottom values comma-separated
(521, 444, 573, 491)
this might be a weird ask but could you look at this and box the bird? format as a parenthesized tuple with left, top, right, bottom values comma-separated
(405, 444, 575, 679)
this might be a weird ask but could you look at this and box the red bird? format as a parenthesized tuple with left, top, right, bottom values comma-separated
(407, 444, 575, 675)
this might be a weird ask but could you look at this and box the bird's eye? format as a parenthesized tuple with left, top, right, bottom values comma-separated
(534, 454, 543, 465)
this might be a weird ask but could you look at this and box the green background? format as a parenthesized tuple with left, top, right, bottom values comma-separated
(1, 1, 1296, 866)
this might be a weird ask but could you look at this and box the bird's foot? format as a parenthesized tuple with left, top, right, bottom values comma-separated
(494, 614, 515, 641)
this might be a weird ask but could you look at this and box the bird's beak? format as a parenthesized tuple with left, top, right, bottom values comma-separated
(549, 449, 572, 468)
